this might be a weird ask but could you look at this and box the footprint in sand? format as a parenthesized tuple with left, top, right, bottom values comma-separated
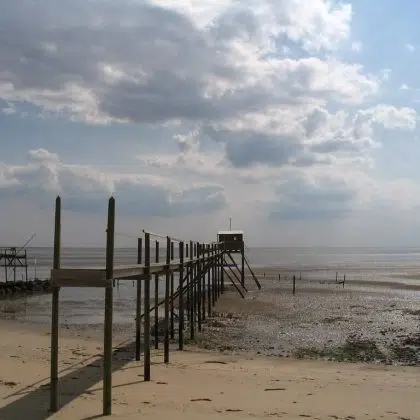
(0, 380, 18, 387)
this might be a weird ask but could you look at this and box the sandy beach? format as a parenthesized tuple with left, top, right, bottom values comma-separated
(0, 319, 419, 420)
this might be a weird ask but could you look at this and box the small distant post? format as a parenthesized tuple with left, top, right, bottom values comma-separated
(50, 196, 61, 413)
(144, 232, 151, 381)
(336, 272, 338, 283)
(292, 275, 296, 295)
(343, 274, 346, 288)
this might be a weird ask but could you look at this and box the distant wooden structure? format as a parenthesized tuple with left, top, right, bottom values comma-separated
(49, 196, 262, 416)
(0, 247, 28, 282)
(217, 230, 261, 290)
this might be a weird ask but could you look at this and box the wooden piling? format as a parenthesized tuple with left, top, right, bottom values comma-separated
(179, 242, 184, 350)
(154, 240, 159, 349)
(207, 245, 212, 317)
(212, 244, 216, 305)
(135, 237, 142, 361)
(197, 243, 202, 331)
(220, 246, 225, 293)
(170, 241, 174, 340)
(50, 196, 61, 412)
(190, 243, 196, 341)
(103, 197, 115, 416)
(189, 242, 194, 339)
(164, 237, 170, 363)
(201, 244, 209, 321)
(144, 233, 151, 382)
(292, 275, 296, 295)
(343, 274, 346, 288)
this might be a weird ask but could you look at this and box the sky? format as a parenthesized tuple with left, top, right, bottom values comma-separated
(1, 0, 420, 248)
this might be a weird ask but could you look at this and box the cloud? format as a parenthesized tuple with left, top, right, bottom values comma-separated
(0, 0, 378, 127)
(406, 43, 416, 52)
(360, 105, 417, 130)
(0, 149, 227, 216)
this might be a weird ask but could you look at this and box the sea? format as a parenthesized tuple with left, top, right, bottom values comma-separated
(1, 246, 420, 331)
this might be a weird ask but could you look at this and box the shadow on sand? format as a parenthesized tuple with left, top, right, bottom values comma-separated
(0, 341, 147, 420)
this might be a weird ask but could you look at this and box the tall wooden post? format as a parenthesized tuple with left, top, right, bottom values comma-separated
(241, 247, 245, 288)
(164, 237, 170, 363)
(189, 241, 193, 337)
(190, 243, 195, 341)
(197, 243, 202, 331)
(144, 233, 151, 381)
(50, 196, 61, 412)
(221, 244, 225, 293)
(179, 242, 184, 350)
(154, 241, 159, 349)
(215, 244, 220, 299)
(103, 197, 115, 416)
(135, 238, 142, 361)
(207, 245, 212, 317)
(212, 244, 216, 305)
(170, 241, 174, 340)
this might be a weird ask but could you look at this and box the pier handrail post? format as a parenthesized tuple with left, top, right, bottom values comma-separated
(103, 197, 115, 416)
(135, 237, 142, 361)
(50, 196, 61, 413)
(164, 237, 170, 363)
(144, 232, 151, 381)
(179, 241, 184, 350)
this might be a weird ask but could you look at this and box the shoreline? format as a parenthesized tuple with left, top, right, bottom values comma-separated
(0, 320, 419, 419)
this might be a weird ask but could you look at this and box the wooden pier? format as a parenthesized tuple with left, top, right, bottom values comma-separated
(0, 247, 28, 283)
(49, 196, 261, 416)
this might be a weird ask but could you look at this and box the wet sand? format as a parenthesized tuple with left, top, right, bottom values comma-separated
(196, 270, 420, 366)
(0, 320, 419, 420)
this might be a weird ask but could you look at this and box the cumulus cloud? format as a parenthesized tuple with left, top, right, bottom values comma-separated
(0, 0, 377, 126)
(2, 0, 420, 243)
